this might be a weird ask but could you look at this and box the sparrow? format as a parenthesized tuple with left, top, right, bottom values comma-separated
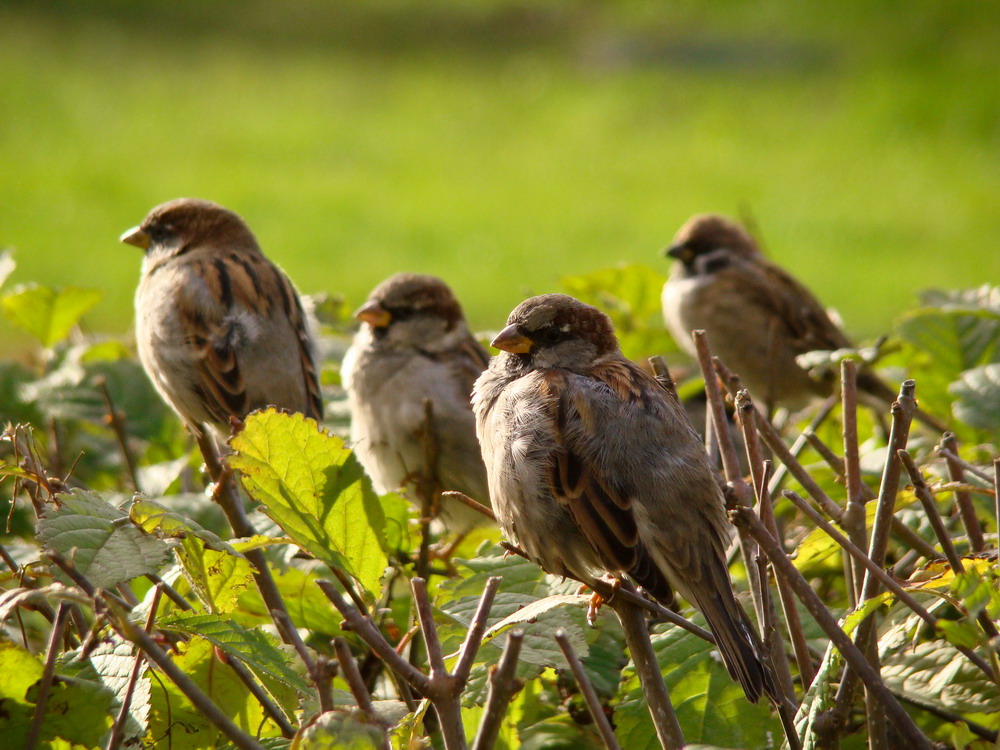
(473, 293, 776, 703)
(342, 273, 492, 532)
(122, 198, 323, 438)
(661, 213, 947, 429)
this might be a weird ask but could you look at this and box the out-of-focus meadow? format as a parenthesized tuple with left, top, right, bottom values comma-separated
(1, 0, 998, 349)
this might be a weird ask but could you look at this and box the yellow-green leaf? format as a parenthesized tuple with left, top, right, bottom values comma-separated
(1, 283, 102, 348)
(228, 409, 389, 599)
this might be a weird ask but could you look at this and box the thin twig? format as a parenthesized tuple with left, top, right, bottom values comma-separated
(692, 335, 769, 646)
(95, 376, 139, 491)
(411, 577, 447, 681)
(782, 490, 995, 681)
(842, 359, 867, 608)
(107, 586, 163, 750)
(25, 603, 71, 750)
(554, 629, 623, 750)
(834, 383, 915, 743)
(767, 395, 839, 495)
(692, 331, 744, 484)
(101, 592, 264, 750)
(333, 638, 374, 714)
(471, 629, 524, 750)
(198, 433, 295, 647)
(713, 357, 843, 521)
(453, 577, 501, 684)
(226, 656, 297, 738)
(145, 573, 191, 611)
(940, 433, 985, 552)
(935, 448, 993, 483)
(272, 609, 334, 712)
(609, 599, 684, 750)
(729, 506, 934, 750)
(735, 393, 808, 698)
(317, 579, 432, 695)
(441, 491, 496, 522)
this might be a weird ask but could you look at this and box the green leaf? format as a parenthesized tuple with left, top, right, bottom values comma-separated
(178, 534, 255, 614)
(238, 566, 347, 635)
(879, 615, 1000, 714)
(228, 409, 389, 599)
(37, 489, 173, 588)
(560, 263, 676, 360)
(795, 642, 845, 750)
(896, 289, 1000, 415)
(85, 635, 152, 744)
(158, 611, 309, 693)
(1, 283, 102, 347)
(297, 709, 388, 749)
(0, 641, 115, 748)
(951, 363, 1000, 431)
(146, 636, 284, 748)
(615, 622, 781, 749)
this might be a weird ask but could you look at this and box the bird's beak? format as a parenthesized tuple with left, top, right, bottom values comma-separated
(120, 226, 151, 250)
(663, 243, 691, 262)
(354, 300, 392, 328)
(491, 324, 533, 354)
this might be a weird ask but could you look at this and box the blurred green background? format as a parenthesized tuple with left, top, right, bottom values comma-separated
(1, 0, 998, 350)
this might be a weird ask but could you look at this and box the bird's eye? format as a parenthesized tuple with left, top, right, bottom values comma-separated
(146, 224, 169, 243)
(538, 327, 562, 346)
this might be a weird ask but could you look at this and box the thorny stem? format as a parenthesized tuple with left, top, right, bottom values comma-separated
(106, 586, 163, 750)
(411, 578, 447, 681)
(610, 599, 685, 750)
(692, 334, 770, 647)
(730, 506, 934, 750)
(554, 629, 624, 750)
(101, 592, 265, 750)
(25, 603, 71, 750)
(713, 357, 842, 521)
(935, 447, 994, 484)
(318, 579, 432, 695)
(471, 630, 524, 750)
(272, 609, 334, 712)
(226, 657, 297, 738)
(767, 394, 839, 495)
(453, 577, 501, 684)
(735, 393, 810, 698)
(196, 432, 295, 647)
(333, 638, 374, 714)
(782, 490, 996, 681)
(95, 375, 139, 491)
(842, 359, 868, 607)
(940, 433, 985, 552)
(442, 490, 496, 521)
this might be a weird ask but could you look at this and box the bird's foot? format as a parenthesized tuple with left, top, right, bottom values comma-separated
(581, 577, 621, 626)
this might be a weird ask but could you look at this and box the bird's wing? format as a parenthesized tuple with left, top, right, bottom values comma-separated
(181, 251, 323, 425)
(748, 260, 853, 353)
(539, 362, 675, 604)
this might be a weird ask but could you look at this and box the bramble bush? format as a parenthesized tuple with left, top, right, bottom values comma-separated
(1, 252, 998, 749)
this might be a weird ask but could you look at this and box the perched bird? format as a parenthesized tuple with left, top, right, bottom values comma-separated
(661, 213, 946, 428)
(122, 198, 323, 438)
(473, 293, 776, 703)
(342, 273, 491, 531)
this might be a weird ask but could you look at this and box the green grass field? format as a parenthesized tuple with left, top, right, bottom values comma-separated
(2, 0, 998, 351)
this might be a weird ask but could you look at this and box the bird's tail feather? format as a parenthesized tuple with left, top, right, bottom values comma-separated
(696, 588, 781, 705)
